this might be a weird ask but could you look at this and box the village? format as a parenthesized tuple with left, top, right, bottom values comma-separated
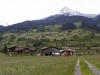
(8, 46, 75, 56)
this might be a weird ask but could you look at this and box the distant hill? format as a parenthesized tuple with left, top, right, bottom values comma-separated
(0, 15, 95, 33)
(0, 25, 5, 30)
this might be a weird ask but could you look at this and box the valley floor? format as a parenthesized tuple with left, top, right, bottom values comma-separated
(75, 57, 100, 75)
(0, 54, 100, 75)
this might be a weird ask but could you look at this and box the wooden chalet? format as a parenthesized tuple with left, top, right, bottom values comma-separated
(41, 46, 60, 56)
(8, 46, 35, 55)
(60, 48, 75, 56)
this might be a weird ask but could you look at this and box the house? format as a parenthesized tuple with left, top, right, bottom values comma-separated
(8, 46, 35, 55)
(63, 33, 67, 36)
(41, 46, 60, 56)
(60, 48, 75, 56)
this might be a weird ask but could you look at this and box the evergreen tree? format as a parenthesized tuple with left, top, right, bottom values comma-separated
(53, 38, 57, 42)
(91, 32, 95, 38)
(60, 22, 76, 30)
(3, 45, 8, 54)
(38, 25, 45, 32)
(0, 33, 3, 40)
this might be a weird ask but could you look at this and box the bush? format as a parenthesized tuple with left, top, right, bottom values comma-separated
(92, 43, 99, 47)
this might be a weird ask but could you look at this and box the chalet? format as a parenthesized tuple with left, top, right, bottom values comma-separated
(41, 46, 60, 56)
(60, 48, 75, 56)
(8, 46, 35, 55)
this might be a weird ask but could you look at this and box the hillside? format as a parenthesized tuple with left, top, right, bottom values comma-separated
(0, 24, 100, 52)
(0, 15, 97, 33)
(0, 25, 4, 30)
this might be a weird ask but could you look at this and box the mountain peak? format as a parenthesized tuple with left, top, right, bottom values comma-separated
(57, 6, 96, 18)
(61, 6, 71, 12)
(59, 6, 72, 15)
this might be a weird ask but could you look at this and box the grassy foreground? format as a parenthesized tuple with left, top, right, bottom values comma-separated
(83, 54, 100, 70)
(0, 56, 77, 75)
(80, 58, 94, 75)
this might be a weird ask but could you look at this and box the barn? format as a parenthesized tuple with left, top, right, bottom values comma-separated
(41, 46, 60, 56)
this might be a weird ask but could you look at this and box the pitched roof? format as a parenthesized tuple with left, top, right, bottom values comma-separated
(26, 47, 35, 51)
(41, 46, 60, 50)
(8, 46, 17, 52)
(15, 47, 24, 51)
(66, 48, 73, 51)
(8, 46, 35, 52)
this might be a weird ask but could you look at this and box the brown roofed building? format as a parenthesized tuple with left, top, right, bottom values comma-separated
(8, 46, 17, 52)
(22, 47, 35, 55)
(8, 47, 35, 55)
(60, 48, 75, 56)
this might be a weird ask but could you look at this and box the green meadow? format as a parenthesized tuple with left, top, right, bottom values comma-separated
(0, 55, 77, 75)
(0, 54, 100, 75)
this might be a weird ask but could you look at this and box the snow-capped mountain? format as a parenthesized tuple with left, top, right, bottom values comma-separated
(57, 6, 96, 18)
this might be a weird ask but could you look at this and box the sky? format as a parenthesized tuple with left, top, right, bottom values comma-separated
(0, 0, 100, 25)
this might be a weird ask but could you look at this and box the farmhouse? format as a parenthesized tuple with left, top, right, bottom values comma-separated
(41, 46, 60, 56)
(8, 46, 35, 55)
(60, 48, 75, 56)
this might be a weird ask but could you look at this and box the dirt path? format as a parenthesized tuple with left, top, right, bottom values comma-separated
(74, 58, 81, 75)
(82, 58, 100, 75)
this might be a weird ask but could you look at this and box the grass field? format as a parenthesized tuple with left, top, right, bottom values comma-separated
(80, 58, 94, 75)
(1, 29, 100, 48)
(1, 54, 100, 75)
(0, 55, 77, 75)
(83, 54, 100, 70)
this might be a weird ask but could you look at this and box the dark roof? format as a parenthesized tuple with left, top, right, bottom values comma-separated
(8, 46, 17, 52)
(41, 46, 60, 51)
(8, 46, 35, 52)
(15, 47, 24, 51)
(25, 47, 35, 51)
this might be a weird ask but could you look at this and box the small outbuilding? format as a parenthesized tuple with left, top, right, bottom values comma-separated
(41, 46, 60, 56)
(60, 48, 75, 56)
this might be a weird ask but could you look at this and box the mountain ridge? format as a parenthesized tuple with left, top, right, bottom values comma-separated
(57, 6, 96, 18)
(0, 7, 100, 33)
